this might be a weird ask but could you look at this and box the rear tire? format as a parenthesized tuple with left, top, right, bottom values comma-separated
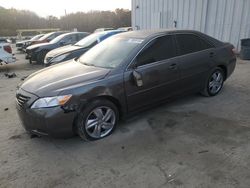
(77, 99, 119, 141)
(201, 67, 225, 97)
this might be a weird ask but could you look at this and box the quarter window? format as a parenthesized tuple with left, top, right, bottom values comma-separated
(176, 34, 213, 55)
(136, 35, 176, 67)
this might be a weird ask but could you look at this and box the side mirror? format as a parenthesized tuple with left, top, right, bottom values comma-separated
(132, 70, 143, 87)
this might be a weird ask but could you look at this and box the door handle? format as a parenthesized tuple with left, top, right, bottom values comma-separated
(169, 63, 177, 70)
(209, 52, 214, 58)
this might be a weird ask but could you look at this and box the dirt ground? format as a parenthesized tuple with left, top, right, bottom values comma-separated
(0, 47, 250, 188)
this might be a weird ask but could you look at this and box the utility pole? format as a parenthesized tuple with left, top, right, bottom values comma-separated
(64, 9, 69, 30)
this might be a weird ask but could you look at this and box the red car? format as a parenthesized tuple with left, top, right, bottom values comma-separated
(26, 31, 68, 48)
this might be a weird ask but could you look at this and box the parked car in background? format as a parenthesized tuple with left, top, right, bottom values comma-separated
(44, 30, 124, 66)
(0, 42, 15, 64)
(16, 34, 44, 51)
(118, 27, 133, 31)
(0, 38, 11, 43)
(16, 30, 236, 140)
(26, 31, 68, 49)
(94, 28, 114, 33)
(26, 32, 89, 64)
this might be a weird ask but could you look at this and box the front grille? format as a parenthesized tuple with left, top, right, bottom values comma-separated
(16, 43, 23, 48)
(16, 94, 30, 107)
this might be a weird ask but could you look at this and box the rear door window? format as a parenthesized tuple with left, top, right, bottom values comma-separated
(175, 34, 213, 55)
(136, 35, 176, 67)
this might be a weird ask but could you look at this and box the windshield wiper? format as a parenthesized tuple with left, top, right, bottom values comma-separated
(82, 62, 96, 67)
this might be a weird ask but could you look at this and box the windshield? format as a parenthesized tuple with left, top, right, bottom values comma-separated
(31, 34, 43, 41)
(39, 32, 53, 41)
(49, 34, 66, 44)
(79, 37, 143, 69)
(75, 33, 104, 47)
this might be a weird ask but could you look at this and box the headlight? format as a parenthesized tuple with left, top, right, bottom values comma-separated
(25, 41, 32, 46)
(50, 53, 70, 64)
(31, 95, 72, 109)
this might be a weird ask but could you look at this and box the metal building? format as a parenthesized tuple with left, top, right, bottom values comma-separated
(132, 0, 250, 50)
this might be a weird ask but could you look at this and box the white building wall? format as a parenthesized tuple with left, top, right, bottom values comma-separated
(132, 0, 250, 50)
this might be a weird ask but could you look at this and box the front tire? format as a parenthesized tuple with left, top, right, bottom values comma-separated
(77, 99, 119, 141)
(37, 50, 48, 64)
(201, 67, 225, 97)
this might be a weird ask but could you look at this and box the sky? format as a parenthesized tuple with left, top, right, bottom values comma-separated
(0, 0, 131, 17)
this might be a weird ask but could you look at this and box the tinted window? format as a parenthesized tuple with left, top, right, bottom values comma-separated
(61, 35, 77, 44)
(176, 34, 213, 55)
(136, 35, 176, 67)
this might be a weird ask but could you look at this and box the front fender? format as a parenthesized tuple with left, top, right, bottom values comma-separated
(61, 74, 127, 116)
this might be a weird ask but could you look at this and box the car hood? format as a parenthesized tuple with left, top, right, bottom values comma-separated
(20, 61, 110, 97)
(27, 42, 51, 50)
(47, 45, 82, 57)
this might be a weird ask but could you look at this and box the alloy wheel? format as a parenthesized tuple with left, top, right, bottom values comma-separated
(85, 106, 116, 139)
(209, 71, 223, 94)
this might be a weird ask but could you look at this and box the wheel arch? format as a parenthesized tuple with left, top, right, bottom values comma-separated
(88, 95, 123, 119)
(72, 95, 123, 135)
(217, 64, 227, 80)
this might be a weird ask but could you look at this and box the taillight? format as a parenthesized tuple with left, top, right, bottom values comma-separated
(232, 48, 237, 55)
(4, 45, 12, 54)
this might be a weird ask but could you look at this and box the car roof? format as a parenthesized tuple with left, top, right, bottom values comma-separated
(60, 32, 89, 37)
(100, 30, 124, 35)
(114, 29, 223, 46)
(115, 29, 209, 39)
(41, 31, 67, 37)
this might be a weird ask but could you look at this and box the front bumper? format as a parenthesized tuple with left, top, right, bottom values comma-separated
(25, 49, 38, 61)
(16, 89, 76, 138)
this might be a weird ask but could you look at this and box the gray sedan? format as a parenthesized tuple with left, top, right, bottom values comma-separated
(16, 29, 236, 141)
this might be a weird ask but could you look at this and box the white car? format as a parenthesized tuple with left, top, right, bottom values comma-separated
(0, 43, 15, 64)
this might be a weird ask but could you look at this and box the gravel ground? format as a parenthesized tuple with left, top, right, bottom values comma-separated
(0, 47, 250, 188)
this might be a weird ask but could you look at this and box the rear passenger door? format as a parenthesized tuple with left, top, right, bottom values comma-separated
(124, 35, 181, 112)
(175, 34, 215, 92)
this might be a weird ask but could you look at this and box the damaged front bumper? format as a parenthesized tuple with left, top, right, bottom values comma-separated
(16, 88, 77, 138)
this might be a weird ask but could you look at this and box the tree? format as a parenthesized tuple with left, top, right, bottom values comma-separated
(0, 7, 131, 36)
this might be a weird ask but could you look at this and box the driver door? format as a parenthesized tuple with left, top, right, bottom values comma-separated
(124, 35, 181, 112)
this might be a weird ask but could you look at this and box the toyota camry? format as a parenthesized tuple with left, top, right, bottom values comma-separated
(16, 30, 236, 141)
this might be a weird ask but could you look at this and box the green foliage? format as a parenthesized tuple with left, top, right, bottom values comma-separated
(0, 7, 131, 36)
